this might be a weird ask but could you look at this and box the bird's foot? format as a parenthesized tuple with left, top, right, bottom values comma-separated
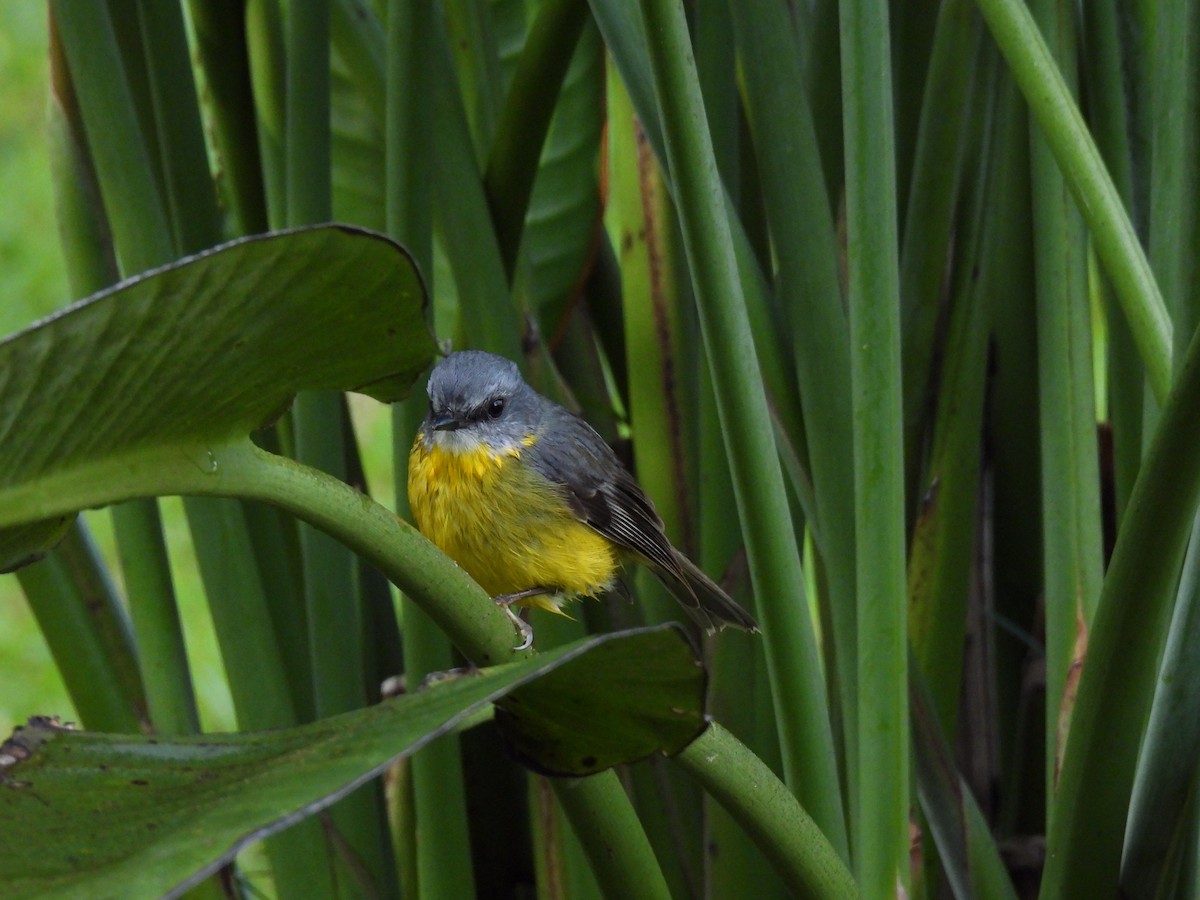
(492, 587, 550, 651)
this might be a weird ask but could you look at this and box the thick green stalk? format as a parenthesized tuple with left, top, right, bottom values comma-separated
(729, 3, 857, 823)
(1026, 0, 1104, 796)
(331, 0, 386, 120)
(552, 776, 672, 900)
(635, 0, 845, 854)
(529, 777, 604, 900)
(209, 443, 668, 893)
(1083, 0, 1144, 523)
(50, 2, 171, 267)
(42, 31, 144, 736)
(588, 0, 814, 523)
(50, 0, 195, 739)
(974, 0, 1174, 402)
(675, 725, 859, 898)
(1041, 317, 1200, 897)
(840, 0, 908, 890)
(16, 524, 146, 733)
(104, 0, 166, 212)
(386, 5, 475, 893)
(1148, 0, 1200, 366)
(283, 2, 332, 226)
(282, 4, 393, 894)
(1118, 4, 1200, 893)
(484, 0, 588, 276)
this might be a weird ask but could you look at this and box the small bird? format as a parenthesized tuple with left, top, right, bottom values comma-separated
(407, 350, 759, 649)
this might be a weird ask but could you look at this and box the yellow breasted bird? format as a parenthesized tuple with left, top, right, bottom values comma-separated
(407, 350, 759, 649)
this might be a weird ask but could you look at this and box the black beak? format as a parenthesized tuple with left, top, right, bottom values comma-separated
(432, 414, 463, 432)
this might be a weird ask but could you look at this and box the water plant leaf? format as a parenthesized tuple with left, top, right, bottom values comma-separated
(495, 623, 706, 775)
(0, 625, 702, 899)
(0, 225, 434, 567)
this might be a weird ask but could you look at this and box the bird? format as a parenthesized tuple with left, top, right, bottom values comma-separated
(407, 350, 759, 650)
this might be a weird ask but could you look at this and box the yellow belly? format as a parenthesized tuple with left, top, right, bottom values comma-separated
(407, 432, 618, 609)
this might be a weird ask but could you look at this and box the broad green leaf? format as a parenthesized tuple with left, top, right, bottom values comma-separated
(495, 624, 705, 775)
(0, 626, 703, 899)
(0, 225, 433, 564)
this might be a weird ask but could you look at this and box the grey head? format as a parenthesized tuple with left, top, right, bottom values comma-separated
(422, 350, 545, 452)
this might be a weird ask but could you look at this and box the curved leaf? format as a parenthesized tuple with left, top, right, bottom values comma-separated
(495, 624, 705, 775)
(0, 626, 701, 899)
(0, 225, 433, 563)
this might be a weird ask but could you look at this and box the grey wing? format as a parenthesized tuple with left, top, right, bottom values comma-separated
(527, 408, 683, 579)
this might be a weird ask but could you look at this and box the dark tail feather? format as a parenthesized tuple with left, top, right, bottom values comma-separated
(652, 552, 759, 634)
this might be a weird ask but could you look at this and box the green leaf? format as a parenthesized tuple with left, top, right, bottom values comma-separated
(0, 626, 703, 899)
(0, 225, 433, 556)
(495, 624, 706, 775)
(1041, 311, 1200, 896)
(1123, 515, 1200, 893)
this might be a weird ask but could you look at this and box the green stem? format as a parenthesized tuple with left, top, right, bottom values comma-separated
(1026, 0, 1104, 797)
(15, 523, 147, 733)
(134, 0, 221, 254)
(675, 725, 859, 899)
(1148, 0, 1200, 366)
(483, 0, 588, 276)
(551, 773, 672, 900)
(283, 0, 331, 226)
(1082, 0, 1144, 523)
(1041, 310, 1200, 896)
(50, 0, 196, 740)
(636, 0, 845, 854)
(386, 1, 476, 896)
(840, 0, 909, 890)
(974, 0, 1173, 401)
(729, 1, 856, 831)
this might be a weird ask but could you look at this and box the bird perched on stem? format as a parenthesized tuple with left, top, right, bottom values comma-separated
(407, 350, 759, 649)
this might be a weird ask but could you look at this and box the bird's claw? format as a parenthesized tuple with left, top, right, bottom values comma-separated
(494, 593, 535, 651)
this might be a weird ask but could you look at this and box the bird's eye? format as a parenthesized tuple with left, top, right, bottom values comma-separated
(487, 397, 506, 419)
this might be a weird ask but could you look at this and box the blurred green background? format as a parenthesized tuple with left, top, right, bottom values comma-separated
(0, 5, 75, 736)
(0, 7, 400, 737)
